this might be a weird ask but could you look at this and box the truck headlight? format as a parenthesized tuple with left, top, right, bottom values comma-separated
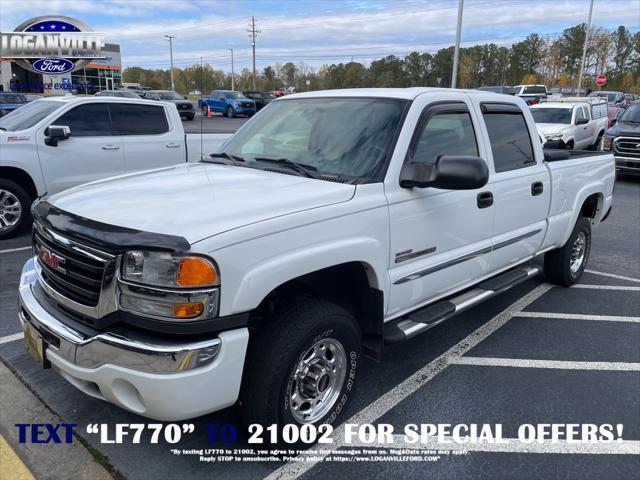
(602, 136, 614, 150)
(122, 251, 218, 288)
(119, 251, 219, 320)
(545, 134, 563, 140)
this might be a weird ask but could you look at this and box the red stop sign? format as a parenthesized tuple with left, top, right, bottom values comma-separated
(596, 74, 606, 86)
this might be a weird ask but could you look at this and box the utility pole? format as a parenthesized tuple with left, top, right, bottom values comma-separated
(229, 48, 235, 90)
(247, 16, 260, 91)
(164, 34, 175, 91)
(576, 0, 594, 96)
(451, 0, 464, 88)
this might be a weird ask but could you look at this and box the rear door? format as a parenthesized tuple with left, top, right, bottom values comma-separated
(385, 92, 494, 318)
(472, 99, 550, 273)
(36, 102, 124, 194)
(110, 102, 185, 171)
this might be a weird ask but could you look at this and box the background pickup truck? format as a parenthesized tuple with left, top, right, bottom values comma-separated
(531, 98, 608, 150)
(0, 96, 229, 238)
(602, 100, 640, 176)
(18, 88, 614, 430)
(197, 90, 256, 117)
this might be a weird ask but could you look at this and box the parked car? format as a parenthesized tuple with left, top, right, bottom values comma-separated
(198, 90, 256, 117)
(95, 90, 142, 98)
(0, 92, 28, 116)
(17, 88, 614, 427)
(607, 105, 625, 128)
(512, 84, 548, 105)
(118, 85, 146, 97)
(589, 91, 625, 107)
(144, 90, 195, 120)
(0, 96, 229, 238)
(601, 101, 640, 176)
(531, 98, 608, 150)
(242, 90, 277, 110)
(623, 93, 638, 106)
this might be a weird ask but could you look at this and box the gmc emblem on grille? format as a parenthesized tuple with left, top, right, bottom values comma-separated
(39, 247, 66, 274)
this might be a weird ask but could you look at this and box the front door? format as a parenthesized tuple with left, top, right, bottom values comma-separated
(36, 102, 124, 195)
(385, 92, 494, 319)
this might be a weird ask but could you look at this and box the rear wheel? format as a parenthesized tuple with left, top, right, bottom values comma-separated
(566, 140, 574, 150)
(239, 298, 361, 434)
(0, 179, 31, 239)
(226, 106, 235, 118)
(593, 132, 604, 150)
(544, 216, 591, 286)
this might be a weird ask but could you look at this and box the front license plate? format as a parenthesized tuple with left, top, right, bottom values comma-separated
(23, 321, 49, 369)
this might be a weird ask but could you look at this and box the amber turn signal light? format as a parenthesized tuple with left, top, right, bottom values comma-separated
(172, 302, 204, 318)
(176, 257, 217, 287)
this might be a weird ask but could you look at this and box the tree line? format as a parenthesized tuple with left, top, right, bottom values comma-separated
(123, 24, 640, 94)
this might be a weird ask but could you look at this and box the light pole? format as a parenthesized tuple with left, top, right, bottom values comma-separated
(164, 34, 175, 91)
(576, 0, 594, 96)
(451, 0, 464, 88)
(229, 48, 235, 91)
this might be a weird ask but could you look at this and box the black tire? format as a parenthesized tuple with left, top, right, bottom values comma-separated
(544, 216, 591, 286)
(186, 114, 195, 121)
(239, 298, 361, 433)
(593, 131, 604, 151)
(566, 140, 574, 150)
(226, 106, 235, 118)
(201, 105, 209, 117)
(0, 179, 32, 239)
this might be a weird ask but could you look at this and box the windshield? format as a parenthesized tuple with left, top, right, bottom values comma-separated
(224, 91, 244, 99)
(0, 100, 62, 131)
(219, 98, 407, 180)
(0, 94, 26, 104)
(155, 91, 183, 100)
(590, 92, 617, 104)
(531, 108, 572, 124)
(619, 104, 640, 123)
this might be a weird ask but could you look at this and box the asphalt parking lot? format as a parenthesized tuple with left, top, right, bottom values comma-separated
(182, 109, 248, 134)
(0, 178, 638, 480)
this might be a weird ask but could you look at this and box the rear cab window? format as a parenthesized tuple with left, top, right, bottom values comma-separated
(480, 103, 536, 173)
(110, 103, 170, 135)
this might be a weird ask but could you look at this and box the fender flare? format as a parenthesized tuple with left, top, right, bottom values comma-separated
(559, 183, 604, 246)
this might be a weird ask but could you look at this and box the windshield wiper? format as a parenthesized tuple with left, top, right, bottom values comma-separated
(202, 152, 246, 165)
(253, 157, 321, 179)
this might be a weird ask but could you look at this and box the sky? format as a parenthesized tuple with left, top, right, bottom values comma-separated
(0, 0, 638, 71)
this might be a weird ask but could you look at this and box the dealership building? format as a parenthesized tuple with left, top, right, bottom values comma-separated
(0, 43, 122, 95)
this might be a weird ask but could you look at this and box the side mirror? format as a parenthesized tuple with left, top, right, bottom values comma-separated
(44, 125, 71, 147)
(400, 155, 489, 190)
(610, 118, 617, 126)
(576, 117, 588, 125)
(183, 96, 188, 100)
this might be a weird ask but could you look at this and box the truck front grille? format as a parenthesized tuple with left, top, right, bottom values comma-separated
(33, 224, 108, 307)
(614, 137, 640, 158)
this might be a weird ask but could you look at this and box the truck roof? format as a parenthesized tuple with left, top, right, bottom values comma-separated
(531, 102, 583, 109)
(38, 95, 164, 106)
(282, 87, 507, 101)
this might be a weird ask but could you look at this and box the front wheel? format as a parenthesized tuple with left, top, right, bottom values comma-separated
(0, 179, 31, 239)
(544, 216, 591, 286)
(226, 106, 235, 118)
(239, 298, 361, 432)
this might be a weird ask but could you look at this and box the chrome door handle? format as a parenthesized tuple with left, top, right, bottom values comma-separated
(165, 143, 181, 148)
(101, 144, 120, 150)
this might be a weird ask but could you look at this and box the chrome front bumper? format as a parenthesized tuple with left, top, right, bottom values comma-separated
(19, 257, 221, 374)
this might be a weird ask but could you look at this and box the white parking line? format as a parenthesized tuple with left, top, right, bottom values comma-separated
(0, 246, 31, 254)
(365, 435, 640, 455)
(585, 269, 640, 284)
(515, 311, 640, 323)
(571, 284, 640, 291)
(0, 332, 24, 345)
(453, 356, 640, 371)
(265, 283, 553, 480)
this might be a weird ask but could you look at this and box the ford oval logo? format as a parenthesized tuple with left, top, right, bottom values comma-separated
(32, 57, 75, 75)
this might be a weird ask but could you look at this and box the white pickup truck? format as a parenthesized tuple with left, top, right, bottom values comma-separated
(18, 88, 614, 428)
(0, 96, 229, 238)
(531, 98, 608, 150)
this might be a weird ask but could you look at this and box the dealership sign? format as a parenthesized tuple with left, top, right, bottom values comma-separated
(0, 16, 104, 75)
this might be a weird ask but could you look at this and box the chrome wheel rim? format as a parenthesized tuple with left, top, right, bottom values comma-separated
(0, 189, 22, 231)
(570, 231, 586, 274)
(289, 337, 347, 424)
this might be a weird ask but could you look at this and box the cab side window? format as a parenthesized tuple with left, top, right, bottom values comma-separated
(481, 105, 535, 172)
(54, 103, 112, 137)
(411, 109, 479, 164)
(575, 108, 585, 123)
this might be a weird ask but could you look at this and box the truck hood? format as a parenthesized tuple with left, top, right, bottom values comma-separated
(536, 123, 571, 137)
(605, 121, 640, 137)
(47, 163, 355, 244)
